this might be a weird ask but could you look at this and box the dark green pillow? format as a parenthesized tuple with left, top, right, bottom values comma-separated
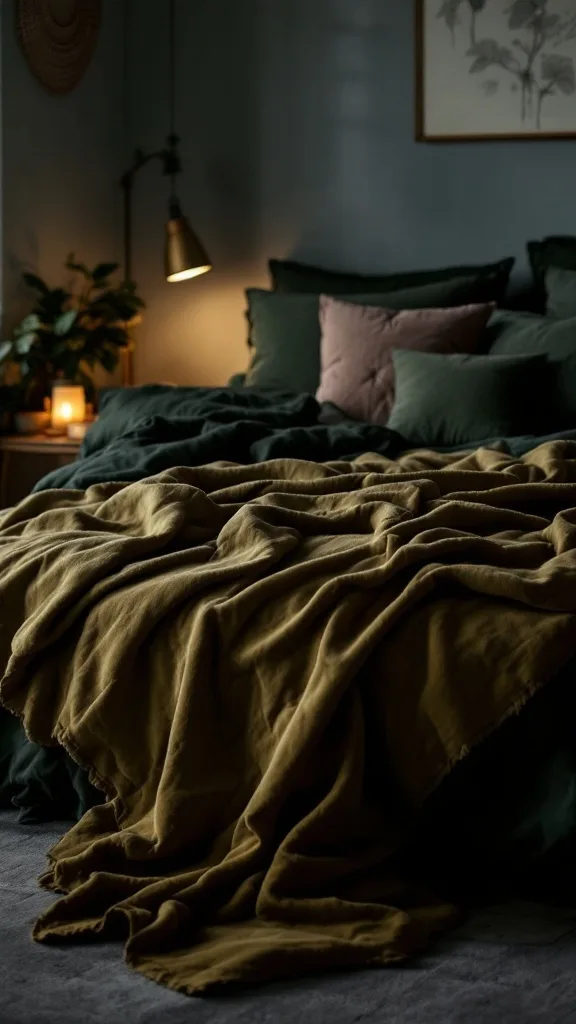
(527, 236, 576, 311)
(487, 310, 576, 426)
(487, 309, 576, 359)
(86, 386, 214, 454)
(269, 256, 515, 303)
(387, 351, 551, 448)
(245, 276, 498, 393)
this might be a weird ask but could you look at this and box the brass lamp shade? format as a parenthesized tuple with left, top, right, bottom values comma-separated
(165, 202, 212, 283)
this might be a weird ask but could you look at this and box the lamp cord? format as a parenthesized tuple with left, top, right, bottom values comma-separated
(169, 0, 177, 199)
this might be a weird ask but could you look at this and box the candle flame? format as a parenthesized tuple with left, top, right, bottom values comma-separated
(61, 402, 73, 421)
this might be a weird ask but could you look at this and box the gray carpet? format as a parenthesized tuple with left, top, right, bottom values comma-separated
(2, 812, 576, 1024)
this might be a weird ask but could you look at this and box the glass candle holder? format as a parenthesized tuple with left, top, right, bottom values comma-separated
(51, 384, 86, 432)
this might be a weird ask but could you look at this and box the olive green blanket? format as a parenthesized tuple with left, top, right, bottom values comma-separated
(1, 442, 576, 994)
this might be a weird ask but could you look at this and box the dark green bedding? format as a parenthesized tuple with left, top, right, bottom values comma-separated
(33, 388, 404, 492)
(2, 384, 576, 894)
(0, 711, 103, 823)
(30, 385, 576, 493)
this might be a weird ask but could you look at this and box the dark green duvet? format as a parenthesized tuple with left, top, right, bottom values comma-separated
(31, 384, 576, 493)
(2, 385, 576, 896)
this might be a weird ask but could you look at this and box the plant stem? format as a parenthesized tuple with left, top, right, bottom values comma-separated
(536, 83, 554, 129)
(469, 10, 476, 47)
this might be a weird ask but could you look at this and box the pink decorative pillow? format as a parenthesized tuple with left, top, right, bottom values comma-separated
(316, 296, 494, 424)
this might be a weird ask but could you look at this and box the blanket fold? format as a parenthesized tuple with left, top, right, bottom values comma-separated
(2, 442, 576, 993)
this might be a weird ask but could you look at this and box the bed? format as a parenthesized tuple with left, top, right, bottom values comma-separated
(0, 382, 576, 997)
(2, 244, 576, 1007)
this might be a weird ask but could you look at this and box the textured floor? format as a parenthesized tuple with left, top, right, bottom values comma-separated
(1, 812, 576, 1024)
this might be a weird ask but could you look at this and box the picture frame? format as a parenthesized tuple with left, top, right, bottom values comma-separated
(416, 0, 576, 141)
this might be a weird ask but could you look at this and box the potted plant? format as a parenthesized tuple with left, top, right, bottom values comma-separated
(0, 254, 145, 431)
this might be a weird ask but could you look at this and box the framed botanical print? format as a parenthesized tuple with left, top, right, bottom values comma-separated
(416, 0, 576, 140)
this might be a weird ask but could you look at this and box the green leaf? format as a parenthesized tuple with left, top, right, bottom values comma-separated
(506, 0, 539, 30)
(49, 343, 69, 361)
(438, 0, 465, 31)
(0, 341, 13, 363)
(14, 333, 38, 355)
(22, 272, 50, 294)
(88, 296, 141, 322)
(65, 255, 92, 278)
(16, 313, 41, 334)
(469, 56, 492, 72)
(103, 328, 127, 346)
(467, 39, 514, 68)
(35, 288, 72, 319)
(57, 352, 82, 380)
(127, 294, 146, 309)
(92, 262, 119, 281)
(98, 348, 119, 373)
(541, 53, 575, 94)
(54, 309, 78, 336)
(121, 280, 146, 307)
(542, 13, 560, 33)
(86, 325, 127, 349)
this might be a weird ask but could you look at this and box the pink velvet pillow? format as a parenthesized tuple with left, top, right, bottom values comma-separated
(316, 296, 495, 424)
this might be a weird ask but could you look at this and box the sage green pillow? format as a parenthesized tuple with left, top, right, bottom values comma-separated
(269, 256, 515, 303)
(245, 275, 500, 393)
(545, 266, 576, 319)
(387, 351, 551, 448)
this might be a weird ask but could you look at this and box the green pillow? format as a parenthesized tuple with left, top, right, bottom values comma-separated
(487, 310, 576, 426)
(527, 236, 576, 310)
(387, 351, 551, 448)
(269, 256, 515, 303)
(487, 309, 576, 359)
(85, 385, 216, 455)
(245, 275, 498, 393)
(545, 266, 576, 320)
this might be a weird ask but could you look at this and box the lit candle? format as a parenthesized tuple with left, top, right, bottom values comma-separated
(51, 385, 86, 432)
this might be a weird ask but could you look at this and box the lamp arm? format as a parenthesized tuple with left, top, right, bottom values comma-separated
(119, 136, 182, 285)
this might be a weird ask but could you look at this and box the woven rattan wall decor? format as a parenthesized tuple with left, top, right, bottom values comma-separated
(16, 0, 102, 95)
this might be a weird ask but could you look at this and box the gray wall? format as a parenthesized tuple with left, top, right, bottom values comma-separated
(126, 0, 576, 385)
(125, 0, 262, 385)
(1, 0, 126, 339)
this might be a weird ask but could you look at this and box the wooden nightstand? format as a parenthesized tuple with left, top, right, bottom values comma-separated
(0, 434, 81, 508)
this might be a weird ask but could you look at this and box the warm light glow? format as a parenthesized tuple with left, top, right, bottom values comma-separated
(166, 264, 212, 284)
(67, 422, 88, 441)
(51, 385, 86, 431)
